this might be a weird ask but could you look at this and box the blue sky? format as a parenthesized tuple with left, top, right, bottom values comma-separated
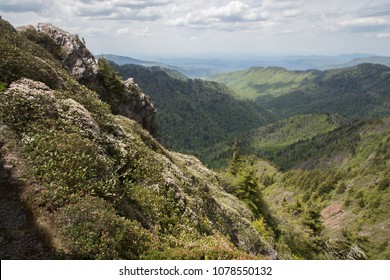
(1, 0, 390, 58)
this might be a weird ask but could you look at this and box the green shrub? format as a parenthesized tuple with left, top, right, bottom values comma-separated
(336, 182, 347, 194)
(57, 196, 153, 259)
(252, 217, 275, 244)
(144, 234, 259, 260)
(378, 177, 389, 190)
(24, 129, 116, 208)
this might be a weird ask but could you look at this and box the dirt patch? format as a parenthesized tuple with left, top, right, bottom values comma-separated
(321, 201, 348, 231)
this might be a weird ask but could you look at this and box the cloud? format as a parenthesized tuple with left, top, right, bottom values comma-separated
(376, 32, 390, 39)
(169, 1, 268, 29)
(282, 8, 304, 18)
(338, 17, 389, 32)
(116, 26, 152, 37)
(262, 0, 303, 11)
(73, 0, 169, 21)
(357, 3, 390, 17)
(203, 1, 267, 22)
(0, 0, 48, 13)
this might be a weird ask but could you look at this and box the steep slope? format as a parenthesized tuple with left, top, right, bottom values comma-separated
(218, 117, 390, 260)
(112, 63, 275, 167)
(0, 19, 273, 259)
(209, 64, 390, 120)
(259, 118, 390, 259)
(240, 114, 344, 165)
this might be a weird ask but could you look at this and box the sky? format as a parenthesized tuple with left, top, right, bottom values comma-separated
(1, 0, 390, 58)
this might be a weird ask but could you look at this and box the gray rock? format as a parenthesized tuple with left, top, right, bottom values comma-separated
(36, 23, 97, 84)
(119, 78, 157, 134)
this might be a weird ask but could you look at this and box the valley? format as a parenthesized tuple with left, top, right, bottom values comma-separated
(112, 56, 390, 260)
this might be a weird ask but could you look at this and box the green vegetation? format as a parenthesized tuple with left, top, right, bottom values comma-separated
(209, 66, 318, 100)
(209, 65, 390, 120)
(260, 118, 389, 259)
(239, 114, 343, 166)
(220, 121, 390, 259)
(111, 63, 275, 166)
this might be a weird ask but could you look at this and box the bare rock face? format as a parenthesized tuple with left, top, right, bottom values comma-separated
(120, 78, 157, 134)
(36, 23, 97, 84)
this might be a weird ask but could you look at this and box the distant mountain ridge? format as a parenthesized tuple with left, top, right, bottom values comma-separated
(98, 54, 172, 68)
(319, 56, 390, 70)
(99, 53, 390, 78)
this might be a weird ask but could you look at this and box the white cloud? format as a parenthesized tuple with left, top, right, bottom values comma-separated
(203, 1, 267, 22)
(262, 0, 303, 11)
(72, 0, 167, 21)
(338, 17, 389, 32)
(169, 1, 268, 29)
(282, 8, 304, 18)
(0, 0, 50, 13)
(376, 32, 390, 39)
(116, 26, 151, 37)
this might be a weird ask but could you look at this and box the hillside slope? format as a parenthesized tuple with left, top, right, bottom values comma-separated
(0, 19, 273, 259)
(209, 65, 390, 120)
(259, 118, 390, 259)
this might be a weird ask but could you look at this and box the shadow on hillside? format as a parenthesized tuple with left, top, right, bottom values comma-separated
(0, 142, 59, 259)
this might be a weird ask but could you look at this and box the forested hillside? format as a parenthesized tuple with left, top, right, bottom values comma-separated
(209, 64, 390, 120)
(262, 117, 390, 259)
(111, 63, 274, 165)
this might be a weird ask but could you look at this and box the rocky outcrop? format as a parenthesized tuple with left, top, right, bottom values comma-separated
(2, 78, 101, 140)
(36, 23, 97, 84)
(34, 23, 157, 135)
(119, 78, 156, 134)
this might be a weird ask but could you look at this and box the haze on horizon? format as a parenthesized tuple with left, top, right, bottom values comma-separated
(1, 0, 390, 59)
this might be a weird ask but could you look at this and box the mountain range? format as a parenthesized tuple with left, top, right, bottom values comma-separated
(101, 53, 390, 78)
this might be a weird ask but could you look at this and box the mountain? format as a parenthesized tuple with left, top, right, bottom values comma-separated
(99, 54, 221, 79)
(0, 19, 275, 259)
(100, 53, 383, 78)
(208, 64, 390, 120)
(111, 63, 275, 168)
(319, 56, 390, 70)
